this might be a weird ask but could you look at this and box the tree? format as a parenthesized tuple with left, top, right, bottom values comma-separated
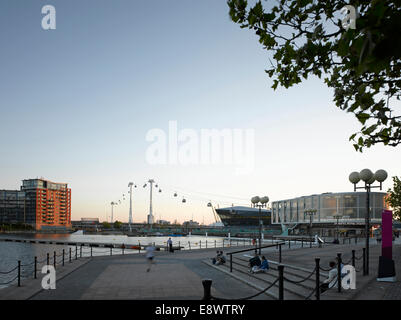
(102, 222, 111, 229)
(113, 221, 123, 229)
(227, 0, 401, 151)
(387, 176, 401, 220)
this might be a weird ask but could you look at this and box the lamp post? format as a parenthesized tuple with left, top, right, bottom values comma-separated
(333, 214, 342, 243)
(143, 179, 162, 227)
(349, 169, 388, 276)
(305, 209, 317, 245)
(110, 201, 117, 224)
(332, 195, 342, 243)
(251, 196, 269, 255)
(128, 182, 137, 232)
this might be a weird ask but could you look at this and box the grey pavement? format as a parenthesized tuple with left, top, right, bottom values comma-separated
(2, 239, 401, 300)
(29, 248, 266, 300)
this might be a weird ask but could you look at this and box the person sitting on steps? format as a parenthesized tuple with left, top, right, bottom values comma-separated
(320, 261, 338, 292)
(248, 254, 261, 272)
(216, 251, 226, 265)
(251, 256, 269, 273)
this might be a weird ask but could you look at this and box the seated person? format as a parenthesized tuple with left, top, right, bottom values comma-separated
(320, 261, 338, 293)
(251, 256, 269, 273)
(212, 251, 222, 265)
(216, 251, 226, 265)
(219, 252, 226, 264)
(248, 254, 261, 271)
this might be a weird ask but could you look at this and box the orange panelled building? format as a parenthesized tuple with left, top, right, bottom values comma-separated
(21, 179, 72, 231)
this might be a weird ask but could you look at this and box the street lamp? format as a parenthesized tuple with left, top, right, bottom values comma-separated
(333, 214, 342, 243)
(349, 168, 388, 276)
(251, 196, 269, 255)
(110, 201, 118, 224)
(143, 179, 162, 226)
(128, 182, 137, 232)
(305, 208, 317, 244)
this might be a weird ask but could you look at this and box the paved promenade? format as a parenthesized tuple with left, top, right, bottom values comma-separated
(27, 248, 265, 300)
(0, 240, 400, 300)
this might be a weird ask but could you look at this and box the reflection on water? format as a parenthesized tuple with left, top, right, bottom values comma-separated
(0, 233, 245, 290)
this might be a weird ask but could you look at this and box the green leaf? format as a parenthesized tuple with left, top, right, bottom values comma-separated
(356, 113, 370, 125)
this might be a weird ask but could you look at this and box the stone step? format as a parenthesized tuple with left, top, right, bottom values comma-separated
(231, 256, 357, 300)
(232, 255, 329, 293)
(202, 260, 282, 300)
(227, 258, 315, 299)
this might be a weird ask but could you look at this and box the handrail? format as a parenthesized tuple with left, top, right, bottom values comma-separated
(226, 241, 285, 256)
(271, 236, 315, 242)
(226, 241, 286, 272)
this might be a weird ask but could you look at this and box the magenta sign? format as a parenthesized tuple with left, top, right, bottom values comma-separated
(382, 210, 393, 259)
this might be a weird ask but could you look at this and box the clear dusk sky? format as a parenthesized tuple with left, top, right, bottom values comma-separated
(0, 0, 400, 225)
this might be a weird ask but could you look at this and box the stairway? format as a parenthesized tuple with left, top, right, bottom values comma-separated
(203, 253, 357, 300)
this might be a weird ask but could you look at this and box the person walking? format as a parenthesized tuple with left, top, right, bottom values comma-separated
(146, 243, 155, 272)
(167, 237, 173, 253)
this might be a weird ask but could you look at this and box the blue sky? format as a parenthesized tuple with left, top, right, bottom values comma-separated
(0, 0, 400, 224)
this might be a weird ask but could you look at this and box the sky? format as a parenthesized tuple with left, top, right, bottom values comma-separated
(0, 0, 400, 225)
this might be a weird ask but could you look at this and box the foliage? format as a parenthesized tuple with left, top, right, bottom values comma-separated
(102, 222, 111, 229)
(227, 0, 401, 151)
(0, 223, 34, 231)
(387, 176, 401, 220)
(113, 221, 123, 229)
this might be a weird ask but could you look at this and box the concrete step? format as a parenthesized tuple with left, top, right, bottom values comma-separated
(233, 255, 324, 291)
(202, 260, 281, 300)
(231, 255, 357, 300)
(228, 258, 315, 299)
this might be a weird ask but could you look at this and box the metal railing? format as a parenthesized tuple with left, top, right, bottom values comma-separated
(203, 247, 367, 300)
(226, 242, 286, 272)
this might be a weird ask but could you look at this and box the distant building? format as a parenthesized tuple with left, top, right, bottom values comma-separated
(80, 218, 99, 224)
(209, 221, 224, 227)
(0, 178, 71, 231)
(215, 206, 271, 227)
(271, 191, 388, 225)
(71, 218, 100, 230)
(156, 219, 170, 225)
(183, 220, 199, 227)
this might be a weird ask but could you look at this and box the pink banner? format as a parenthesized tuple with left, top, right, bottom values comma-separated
(382, 210, 393, 260)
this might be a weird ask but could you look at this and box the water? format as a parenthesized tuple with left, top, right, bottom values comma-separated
(0, 233, 250, 289)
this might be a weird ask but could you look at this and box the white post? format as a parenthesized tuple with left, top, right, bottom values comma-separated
(128, 182, 133, 232)
(110, 202, 114, 224)
(147, 179, 155, 225)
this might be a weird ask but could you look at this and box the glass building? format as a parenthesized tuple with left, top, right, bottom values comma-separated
(271, 192, 388, 225)
(0, 179, 71, 230)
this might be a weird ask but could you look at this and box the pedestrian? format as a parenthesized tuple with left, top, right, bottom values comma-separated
(167, 237, 173, 253)
(212, 250, 221, 264)
(216, 251, 226, 265)
(248, 253, 261, 272)
(146, 243, 155, 272)
(251, 256, 269, 273)
(320, 261, 337, 293)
